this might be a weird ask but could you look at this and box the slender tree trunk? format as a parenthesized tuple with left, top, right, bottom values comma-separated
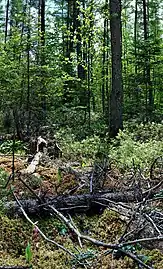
(27, 2, 31, 136)
(102, 17, 106, 114)
(105, 12, 109, 117)
(5, 0, 10, 44)
(39, 0, 46, 121)
(109, 0, 123, 137)
(134, 0, 138, 76)
(102, 0, 109, 117)
(87, 37, 91, 128)
(143, 0, 153, 120)
(87, 0, 94, 128)
(76, 1, 85, 81)
(63, 0, 74, 104)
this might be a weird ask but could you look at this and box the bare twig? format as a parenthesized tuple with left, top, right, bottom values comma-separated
(119, 249, 153, 269)
(150, 156, 163, 180)
(17, 174, 42, 203)
(144, 213, 162, 236)
(98, 198, 132, 210)
(93, 200, 130, 218)
(143, 180, 163, 195)
(13, 193, 75, 258)
(48, 205, 82, 243)
(68, 214, 83, 248)
(12, 192, 159, 269)
(121, 235, 163, 247)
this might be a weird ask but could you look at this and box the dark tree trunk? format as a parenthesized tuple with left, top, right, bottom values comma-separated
(62, 0, 74, 104)
(76, 1, 86, 81)
(102, 0, 109, 117)
(109, 0, 123, 137)
(5, 0, 10, 44)
(6, 190, 144, 217)
(134, 0, 138, 76)
(87, 0, 94, 128)
(143, 0, 154, 120)
(39, 0, 46, 121)
(105, 11, 109, 117)
(27, 3, 31, 136)
(40, 0, 45, 50)
(102, 17, 106, 114)
(65, 0, 74, 65)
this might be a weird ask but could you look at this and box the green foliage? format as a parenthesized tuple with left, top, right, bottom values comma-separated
(56, 122, 163, 173)
(71, 249, 96, 265)
(0, 168, 12, 206)
(138, 254, 151, 264)
(121, 244, 142, 253)
(56, 224, 67, 236)
(154, 189, 163, 198)
(27, 175, 42, 190)
(57, 168, 63, 183)
(125, 122, 163, 142)
(0, 216, 32, 255)
(0, 140, 26, 154)
(109, 127, 163, 170)
(25, 242, 32, 267)
(56, 129, 102, 161)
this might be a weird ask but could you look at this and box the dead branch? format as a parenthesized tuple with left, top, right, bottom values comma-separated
(116, 249, 153, 269)
(144, 213, 162, 236)
(13, 193, 76, 258)
(20, 136, 47, 175)
(5, 190, 143, 216)
(12, 192, 159, 269)
(20, 152, 42, 175)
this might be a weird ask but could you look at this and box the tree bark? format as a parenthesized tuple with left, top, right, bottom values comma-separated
(5, 0, 10, 44)
(143, 0, 153, 119)
(109, 0, 123, 137)
(6, 190, 143, 216)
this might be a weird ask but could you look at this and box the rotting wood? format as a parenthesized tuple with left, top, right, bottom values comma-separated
(5, 190, 145, 216)
(20, 152, 42, 175)
(20, 136, 47, 175)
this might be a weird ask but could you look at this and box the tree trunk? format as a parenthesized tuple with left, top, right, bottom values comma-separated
(27, 2, 31, 136)
(6, 189, 144, 217)
(109, 0, 123, 137)
(134, 0, 138, 76)
(102, 16, 106, 114)
(4, 0, 10, 44)
(143, 0, 154, 120)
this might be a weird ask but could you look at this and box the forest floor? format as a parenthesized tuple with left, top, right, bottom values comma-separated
(0, 151, 163, 269)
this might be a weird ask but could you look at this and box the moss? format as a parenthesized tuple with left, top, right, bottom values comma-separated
(31, 246, 71, 269)
(1, 213, 163, 268)
(0, 251, 25, 266)
(94, 252, 134, 269)
(142, 249, 163, 269)
(0, 216, 32, 255)
(94, 210, 124, 242)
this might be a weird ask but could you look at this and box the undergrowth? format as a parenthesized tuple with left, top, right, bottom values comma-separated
(56, 122, 163, 171)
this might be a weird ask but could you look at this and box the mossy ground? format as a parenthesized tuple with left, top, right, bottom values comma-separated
(0, 148, 163, 268)
(0, 210, 163, 268)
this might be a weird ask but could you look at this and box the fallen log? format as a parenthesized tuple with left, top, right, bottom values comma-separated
(20, 136, 46, 175)
(5, 189, 143, 216)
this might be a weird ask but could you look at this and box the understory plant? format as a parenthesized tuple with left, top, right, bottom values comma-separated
(109, 128, 163, 170)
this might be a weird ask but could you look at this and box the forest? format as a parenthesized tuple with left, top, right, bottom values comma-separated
(0, 0, 162, 268)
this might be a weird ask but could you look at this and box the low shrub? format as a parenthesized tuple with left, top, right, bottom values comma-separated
(0, 140, 27, 154)
(109, 129, 163, 170)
